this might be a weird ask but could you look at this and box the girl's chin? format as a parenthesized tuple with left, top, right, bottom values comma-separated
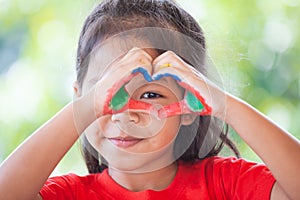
(106, 153, 175, 173)
(100, 140, 176, 172)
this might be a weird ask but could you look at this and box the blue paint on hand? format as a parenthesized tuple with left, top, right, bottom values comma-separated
(154, 73, 181, 81)
(132, 67, 182, 82)
(132, 67, 153, 82)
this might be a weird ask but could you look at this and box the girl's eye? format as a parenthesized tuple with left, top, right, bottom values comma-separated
(140, 92, 163, 99)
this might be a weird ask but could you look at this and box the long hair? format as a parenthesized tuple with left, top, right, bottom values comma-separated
(76, 0, 240, 174)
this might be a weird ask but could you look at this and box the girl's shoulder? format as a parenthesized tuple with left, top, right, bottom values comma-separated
(40, 171, 109, 199)
(182, 156, 266, 169)
(177, 156, 275, 199)
(180, 156, 273, 178)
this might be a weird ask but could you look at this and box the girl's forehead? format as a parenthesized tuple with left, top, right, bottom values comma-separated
(87, 36, 157, 79)
(81, 37, 160, 93)
(84, 27, 204, 85)
(82, 27, 205, 93)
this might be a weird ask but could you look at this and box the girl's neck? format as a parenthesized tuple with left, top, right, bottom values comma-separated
(108, 162, 178, 192)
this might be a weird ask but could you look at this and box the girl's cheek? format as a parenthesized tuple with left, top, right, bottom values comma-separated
(88, 116, 119, 139)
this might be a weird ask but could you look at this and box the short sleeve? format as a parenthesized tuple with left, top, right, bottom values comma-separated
(39, 174, 78, 200)
(210, 157, 276, 200)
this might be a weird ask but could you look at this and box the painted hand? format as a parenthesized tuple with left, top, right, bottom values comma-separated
(103, 50, 226, 119)
(92, 47, 153, 117)
(152, 51, 226, 119)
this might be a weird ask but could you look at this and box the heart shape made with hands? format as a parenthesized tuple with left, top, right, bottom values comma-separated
(103, 67, 212, 119)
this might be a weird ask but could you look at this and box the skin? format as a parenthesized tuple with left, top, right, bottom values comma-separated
(87, 76, 185, 154)
(152, 51, 299, 199)
(83, 46, 195, 181)
(0, 47, 299, 199)
(84, 77, 187, 173)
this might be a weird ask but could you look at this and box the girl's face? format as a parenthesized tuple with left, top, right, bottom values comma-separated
(78, 38, 190, 172)
(99, 74, 184, 154)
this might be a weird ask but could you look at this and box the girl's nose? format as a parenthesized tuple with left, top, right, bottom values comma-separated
(110, 109, 165, 139)
(111, 111, 140, 124)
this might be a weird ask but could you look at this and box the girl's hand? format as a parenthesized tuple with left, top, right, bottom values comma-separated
(152, 51, 227, 119)
(74, 47, 153, 133)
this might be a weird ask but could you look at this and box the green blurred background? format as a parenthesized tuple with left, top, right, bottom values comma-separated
(1, 0, 299, 176)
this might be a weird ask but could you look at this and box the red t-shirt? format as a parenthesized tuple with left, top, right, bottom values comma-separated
(40, 156, 275, 199)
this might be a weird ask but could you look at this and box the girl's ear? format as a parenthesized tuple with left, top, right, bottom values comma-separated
(73, 81, 82, 97)
(181, 114, 197, 126)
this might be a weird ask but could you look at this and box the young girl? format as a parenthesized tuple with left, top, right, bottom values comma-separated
(0, 0, 299, 199)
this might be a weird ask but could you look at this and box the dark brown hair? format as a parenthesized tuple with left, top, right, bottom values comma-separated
(76, 0, 239, 174)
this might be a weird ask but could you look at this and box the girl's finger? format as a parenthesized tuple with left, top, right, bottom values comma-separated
(101, 47, 153, 82)
(124, 47, 153, 64)
(153, 51, 189, 71)
(94, 48, 154, 117)
(152, 51, 223, 117)
(153, 51, 203, 82)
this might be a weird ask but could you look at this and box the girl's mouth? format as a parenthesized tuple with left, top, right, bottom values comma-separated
(108, 137, 143, 148)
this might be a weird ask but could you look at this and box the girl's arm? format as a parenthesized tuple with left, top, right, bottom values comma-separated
(0, 47, 154, 200)
(0, 99, 95, 200)
(152, 51, 300, 200)
(225, 94, 300, 200)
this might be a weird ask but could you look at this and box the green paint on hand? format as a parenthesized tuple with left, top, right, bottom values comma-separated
(185, 91, 204, 112)
(110, 85, 129, 111)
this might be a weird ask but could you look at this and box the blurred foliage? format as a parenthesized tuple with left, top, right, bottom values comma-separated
(0, 0, 299, 175)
